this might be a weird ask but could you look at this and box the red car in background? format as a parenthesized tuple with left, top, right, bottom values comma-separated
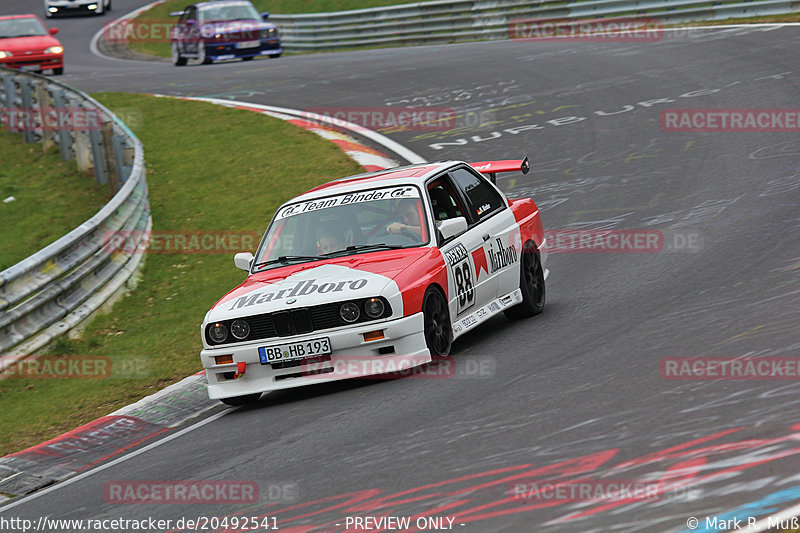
(0, 15, 64, 75)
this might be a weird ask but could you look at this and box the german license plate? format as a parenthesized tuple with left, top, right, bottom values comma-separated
(259, 337, 331, 363)
(236, 40, 260, 49)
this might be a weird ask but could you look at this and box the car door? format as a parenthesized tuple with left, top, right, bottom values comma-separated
(180, 6, 200, 55)
(448, 166, 521, 303)
(428, 174, 495, 332)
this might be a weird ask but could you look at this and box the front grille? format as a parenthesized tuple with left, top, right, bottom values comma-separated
(272, 309, 313, 336)
(206, 297, 392, 346)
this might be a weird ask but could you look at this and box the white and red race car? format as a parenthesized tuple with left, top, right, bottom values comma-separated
(200, 159, 548, 405)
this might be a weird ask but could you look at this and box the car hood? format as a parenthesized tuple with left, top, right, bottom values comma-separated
(207, 248, 431, 322)
(0, 35, 61, 53)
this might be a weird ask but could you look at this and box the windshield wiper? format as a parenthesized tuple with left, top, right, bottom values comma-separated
(252, 255, 324, 270)
(323, 244, 406, 256)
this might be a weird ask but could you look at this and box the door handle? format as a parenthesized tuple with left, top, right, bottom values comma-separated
(482, 234, 490, 241)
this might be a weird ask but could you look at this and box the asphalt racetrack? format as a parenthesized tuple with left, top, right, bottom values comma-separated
(1, 1, 800, 531)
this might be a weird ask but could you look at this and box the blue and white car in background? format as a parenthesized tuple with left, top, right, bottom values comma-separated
(170, 0, 281, 66)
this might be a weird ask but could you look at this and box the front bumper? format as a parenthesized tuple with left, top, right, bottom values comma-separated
(203, 39, 281, 61)
(47, 3, 102, 16)
(202, 312, 429, 399)
(0, 54, 63, 73)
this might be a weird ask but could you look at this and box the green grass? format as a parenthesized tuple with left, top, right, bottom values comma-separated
(0, 93, 362, 455)
(0, 132, 110, 271)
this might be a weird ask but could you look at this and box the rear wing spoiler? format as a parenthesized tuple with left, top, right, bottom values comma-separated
(169, 10, 185, 16)
(470, 157, 530, 184)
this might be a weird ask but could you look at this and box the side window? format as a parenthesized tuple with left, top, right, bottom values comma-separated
(427, 179, 466, 223)
(450, 168, 505, 221)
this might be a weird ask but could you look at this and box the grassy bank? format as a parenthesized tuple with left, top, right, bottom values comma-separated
(0, 93, 362, 455)
(0, 132, 109, 271)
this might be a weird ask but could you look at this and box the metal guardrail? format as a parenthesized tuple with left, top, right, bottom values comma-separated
(271, 0, 800, 50)
(0, 67, 151, 368)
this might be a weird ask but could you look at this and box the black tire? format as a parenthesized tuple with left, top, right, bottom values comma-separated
(505, 241, 545, 319)
(198, 44, 212, 64)
(172, 43, 187, 66)
(220, 393, 261, 406)
(52, 67, 63, 75)
(107, 0, 112, 12)
(422, 286, 452, 357)
(269, 52, 281, 59)
(242, 56, 253, 61)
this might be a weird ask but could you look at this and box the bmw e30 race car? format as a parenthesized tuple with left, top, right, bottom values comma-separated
(200, 159, 548, 405)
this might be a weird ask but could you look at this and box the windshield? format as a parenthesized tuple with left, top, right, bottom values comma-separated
(254, 185, 429, 271)
(198, 2, 260, 23)
(0, 18, 46, 39)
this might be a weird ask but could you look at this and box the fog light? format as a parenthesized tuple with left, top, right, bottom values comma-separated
(363, 330, 385, 342)
(214, 354, 234, 365)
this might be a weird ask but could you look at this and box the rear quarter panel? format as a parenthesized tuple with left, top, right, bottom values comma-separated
(509, 198, 544, 250)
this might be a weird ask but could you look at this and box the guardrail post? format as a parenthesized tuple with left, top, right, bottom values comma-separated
(0, 74, 15, 129)
(70, 96, 93, 173)
(101, 119, 120, 192)
(111, 135, 128, 184)
(17, 76, 36, 144)
(34, 79, 55, 151)
(50, 88, 73, 161)
(89, 119, 108, 185)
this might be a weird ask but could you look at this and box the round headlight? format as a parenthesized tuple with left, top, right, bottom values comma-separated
(340, 302, 360, 323)
(230, 319, 250, 340)
(209, 322, 228, 343)
(364, 298, 384, 318)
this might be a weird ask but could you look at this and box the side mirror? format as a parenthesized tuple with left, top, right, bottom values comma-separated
(234, 252, 254, 272)
(438, 217, 468, 241)
(261, 12, 270, 20)
(49, 27, 58, 36)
